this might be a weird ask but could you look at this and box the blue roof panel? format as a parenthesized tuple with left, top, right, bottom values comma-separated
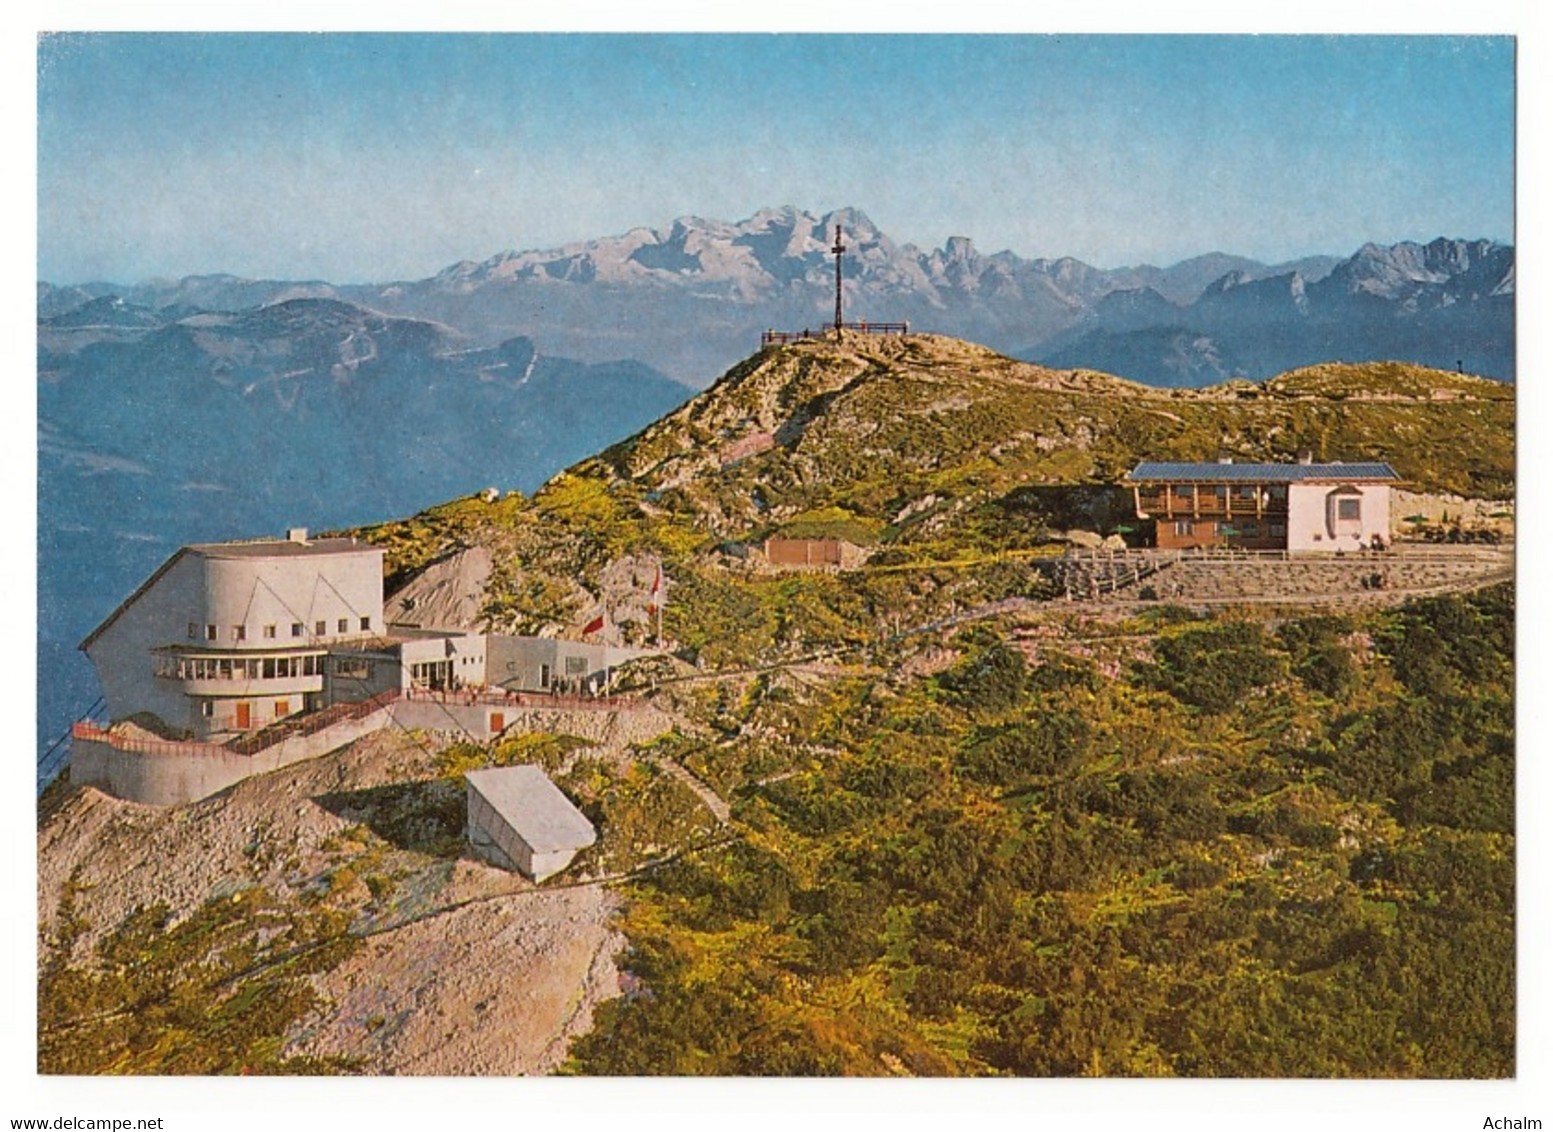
(1126, 461, 1400, 484)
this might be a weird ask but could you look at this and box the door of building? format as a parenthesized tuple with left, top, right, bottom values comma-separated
(235, 702, 251, 729)
(489, 711, 505, 734)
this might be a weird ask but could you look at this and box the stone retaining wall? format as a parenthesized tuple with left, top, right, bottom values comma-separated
(70, 706, 396, 806)
(1147, 553, 1510, 604)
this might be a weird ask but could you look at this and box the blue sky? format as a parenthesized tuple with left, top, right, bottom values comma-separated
(38, 33, 1515, 283)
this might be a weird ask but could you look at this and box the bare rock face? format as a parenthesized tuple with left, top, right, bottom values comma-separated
(1390, 490, 1515, 536)
(37, 730, 624, 1076)
(289, 885, 622, 1075)
(384, 546, 494, 630)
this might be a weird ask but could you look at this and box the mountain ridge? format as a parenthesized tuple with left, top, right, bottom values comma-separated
(345, 332, 1513, 652)
(41, 207, 1507, 384)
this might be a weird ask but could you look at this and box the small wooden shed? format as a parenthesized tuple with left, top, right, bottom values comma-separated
(465, 765, 597, 881)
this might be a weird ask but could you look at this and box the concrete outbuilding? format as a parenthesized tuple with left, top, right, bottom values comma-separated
(465, 765, 597, 881)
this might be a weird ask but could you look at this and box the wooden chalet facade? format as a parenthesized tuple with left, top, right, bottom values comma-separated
(1125, 460, 1401, 552)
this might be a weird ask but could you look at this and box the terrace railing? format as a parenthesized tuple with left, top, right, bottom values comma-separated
(72, 689, 402, 760)
(761, 321, 911, 347)
(226, 689, 401, 755)
(402, 685, 640, 712)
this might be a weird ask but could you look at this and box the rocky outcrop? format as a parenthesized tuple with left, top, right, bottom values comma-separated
(38, 729, 627, 1075)
(385, 546, 494, 631)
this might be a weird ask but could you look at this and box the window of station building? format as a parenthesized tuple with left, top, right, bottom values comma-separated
(304, 655, 321, 677)
(275, 699, 289, 718)
(360, 616, 371, 631)
(315, 620, 327, 637)
(292, 622, 304, 638)
(1338, 498, 1361, 521)
(332, 657, 370, 679)
(1173, 521, 1192, 535)
(337, 618, 349, 634)
(233, 625, 246, 642)
(565, 656, 588, 675)
(263, 624, 277, 640)
(206, 624, 217, 641)
(188, 622, 198, 640)
(1270, 523, 1288, 537)
(201, 702, 214, 718)
(1174, 485, 1194, 500)
(263, 656, 305, 679)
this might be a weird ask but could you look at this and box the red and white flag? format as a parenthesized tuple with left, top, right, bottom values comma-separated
(647, 566, 662, 614)
(581, 613, 605, 636)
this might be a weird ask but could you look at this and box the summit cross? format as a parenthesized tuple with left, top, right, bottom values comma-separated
(831, 224, 846, 338)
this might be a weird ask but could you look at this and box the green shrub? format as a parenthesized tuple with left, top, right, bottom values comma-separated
(1143, 621, 1284, 712)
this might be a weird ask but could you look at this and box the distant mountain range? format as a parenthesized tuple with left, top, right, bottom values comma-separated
(35, 207, 1516, 758)
(1033, 237, 1514, 386)
(38, 207, 1515, 385)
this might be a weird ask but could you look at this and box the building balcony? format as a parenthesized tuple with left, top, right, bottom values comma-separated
(153, 649, 326, 696)
(1135, 488, 1289, 519)
(172, 675, 324, 698)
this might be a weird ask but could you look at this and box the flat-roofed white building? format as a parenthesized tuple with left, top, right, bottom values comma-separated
(486, 636, 644, 696)
(465, 765, 597, 881)
(79, 529, 386, 738)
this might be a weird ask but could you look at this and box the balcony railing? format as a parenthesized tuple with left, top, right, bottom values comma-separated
(1135, 490, 1289, 517)
(72, 689, 401, 759)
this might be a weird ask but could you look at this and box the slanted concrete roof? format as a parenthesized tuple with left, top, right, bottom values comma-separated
(1126, 461, 1400, 484)
(80, 548, 191, 651)
(465, 765, 596, 854)
(80, 535, 385, 651)
(189, 537, 380, 559)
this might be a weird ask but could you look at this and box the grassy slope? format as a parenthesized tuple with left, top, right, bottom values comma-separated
(564, 589, 1514, 1077)
(349, 336, 1513, 653)
(338, 337, 1514, 1077)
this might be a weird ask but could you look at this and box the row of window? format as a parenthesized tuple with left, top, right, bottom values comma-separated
(331, 657, 372, 679)
(1169, 484, 1289, 501)
(158, 654, 324, 681)
(188, 616, 372, 642)
(1173, 521, 1288, 538)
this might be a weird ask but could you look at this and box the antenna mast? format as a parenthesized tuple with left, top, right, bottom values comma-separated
(831, 224, 846, 339)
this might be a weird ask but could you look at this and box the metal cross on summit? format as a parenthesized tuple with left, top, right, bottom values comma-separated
(831, 224, 846, 339)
